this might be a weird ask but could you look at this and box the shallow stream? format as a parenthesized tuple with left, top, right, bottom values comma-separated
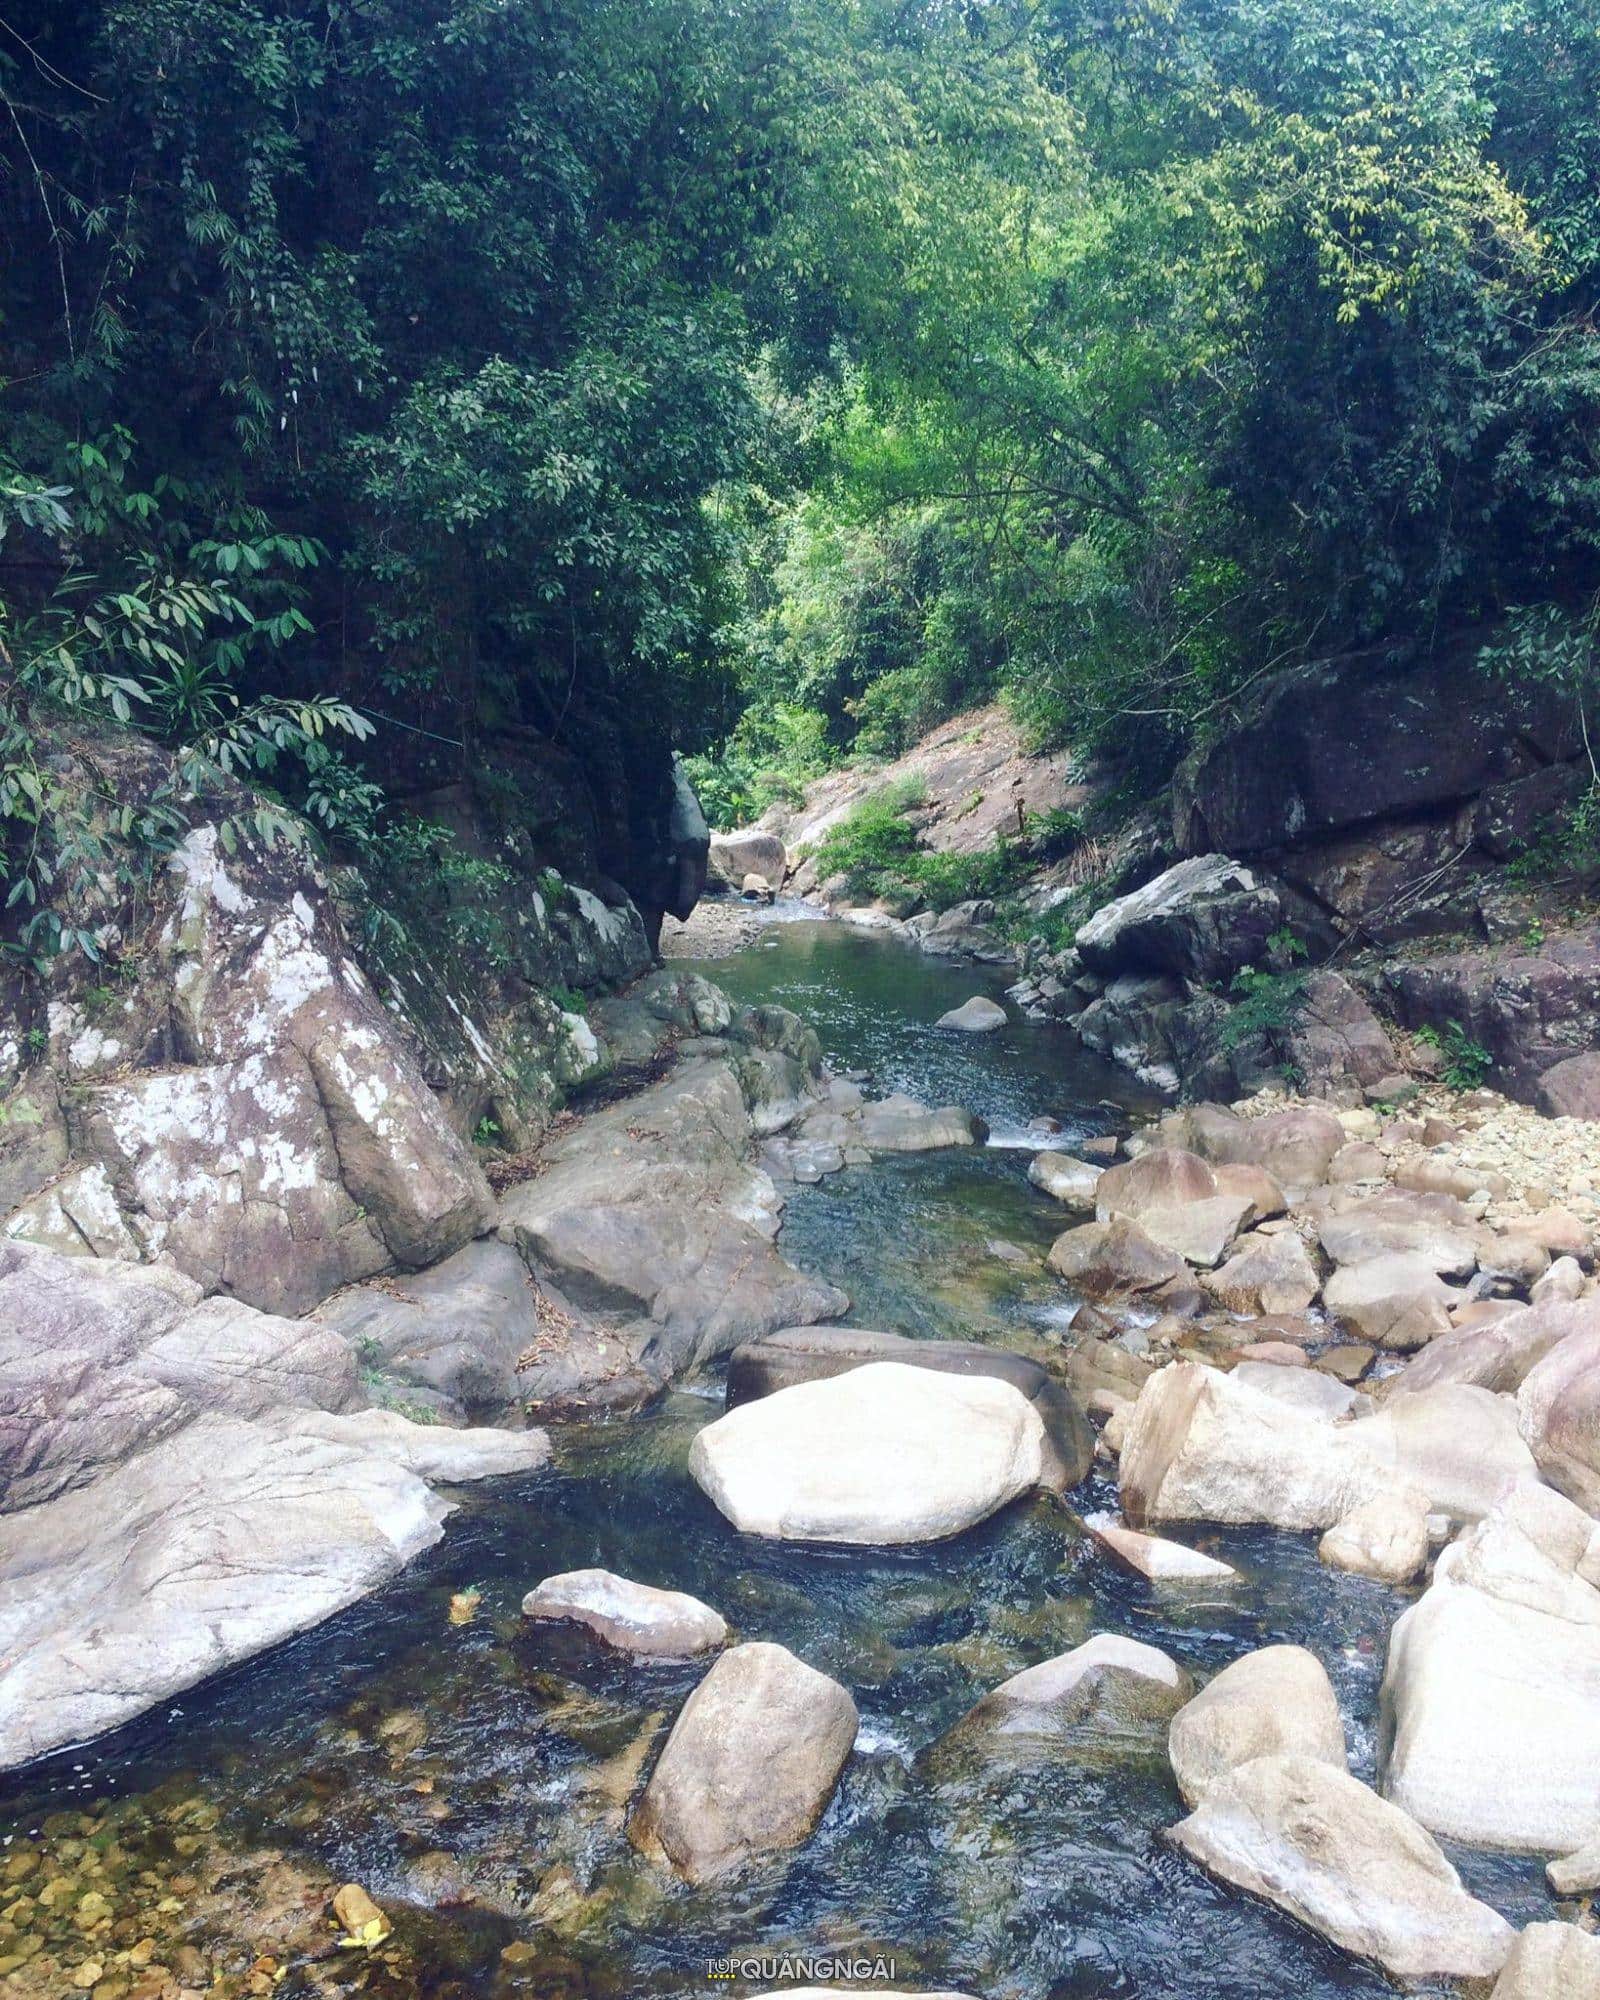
(0, 917, 1553, 1999)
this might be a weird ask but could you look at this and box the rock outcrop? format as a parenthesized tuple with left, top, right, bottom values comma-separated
(0, 1406, 547, 1771)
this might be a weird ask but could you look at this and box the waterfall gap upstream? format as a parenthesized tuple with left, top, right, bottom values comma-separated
(0, 913, 1553, 2000)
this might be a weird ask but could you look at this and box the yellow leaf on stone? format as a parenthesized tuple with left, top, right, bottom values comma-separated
(447, 1589, 481, 1626)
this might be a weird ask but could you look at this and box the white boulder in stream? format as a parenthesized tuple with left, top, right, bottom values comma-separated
(629, 1641, 857, 1881)
(689, 1360, 1045, 1543)
(1168, 1755, 1514, 1984)
(1381, 1480, 1600, 1851)
(1168, 1645, 1347, 1808)
(936, 994, 1007, 1032)
(521, 1569, 727, 1658)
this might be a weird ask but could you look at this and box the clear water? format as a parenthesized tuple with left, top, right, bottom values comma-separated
(0, 918, 1553, 1998)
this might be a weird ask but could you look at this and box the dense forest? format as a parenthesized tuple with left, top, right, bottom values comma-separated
(3, 0, 1600, 953)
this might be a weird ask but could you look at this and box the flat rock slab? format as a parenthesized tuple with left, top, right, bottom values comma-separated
(725, 1326, 1093, 1490)
(522, 1569, 727, 1658)
(1028, 1152, 1102, 1213)
(690, 1360, 1045, 1544)
(629, 1641, 856, 1881)
(1084, 1512, 1237, 1584)
(1168, 1754, 1514, 1985)
(0, 1410, 548, 1771)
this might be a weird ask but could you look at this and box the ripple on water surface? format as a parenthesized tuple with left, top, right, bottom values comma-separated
(0, 919, 1554, 1999)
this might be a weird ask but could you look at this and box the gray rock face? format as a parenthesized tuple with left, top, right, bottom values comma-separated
(0, 1410, 548, 1770)
(1076, 855, 1282, 985)
(316, 1237, 657, 1420)
(500, 1044, 846, 1381)
(1168, 1646, 1347, 1808)
(724, 1325, 1094, 1490)
(12, 824, 495, 1315)
(1172, 647, 1570, 858)
(691, 1361, 1045, 1544)
(522, 1569, 727, 1658)
(0, 1240, 357, 1509)
(629, 1642, 857, 1881)
(1167, 1754, 1515, 1984)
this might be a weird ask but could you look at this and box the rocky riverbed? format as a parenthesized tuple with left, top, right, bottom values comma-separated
(5, 905, 1600, 2000)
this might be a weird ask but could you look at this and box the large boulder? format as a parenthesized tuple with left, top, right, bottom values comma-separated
(1201, 1230, 1321, 1315)
(1119, 1364, 1392, 1532)
(1381, 1482, 1600, 1852)
(1075, 855, 1282, 985)
(1046, 1216, 1185, 1297)
(1318, 1187, 1482, 1278)
(936, 995, 1007, 1032)
(628, 1642, 857, 1881)
(1167, 1755, 1514, 1984)
(522, 1569, 727, 1659)
(1381, 1297, 1578, 1401)
(0, 1410, 548, 1771)
(1150, 1101, 1346, 1198)
(1319, 1491, 1431, 1584)
(1322, 1253, 1458, 1350)
(1167, 1646, 1347, 1808)
(1095, 1147, 1220, 1218)
(690, 1360, 1045, 1544)
(1492, 1924, 1600, 2000)
(1361, 1382, 1536, 1522)
(724, 1326, 1093, 1490)
(1028, 1152, 1102, 1214)
(1538, 1053, 1600, 1122)
(707, 829, 787, 892)
(1518, 1323, 1600, 1511)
